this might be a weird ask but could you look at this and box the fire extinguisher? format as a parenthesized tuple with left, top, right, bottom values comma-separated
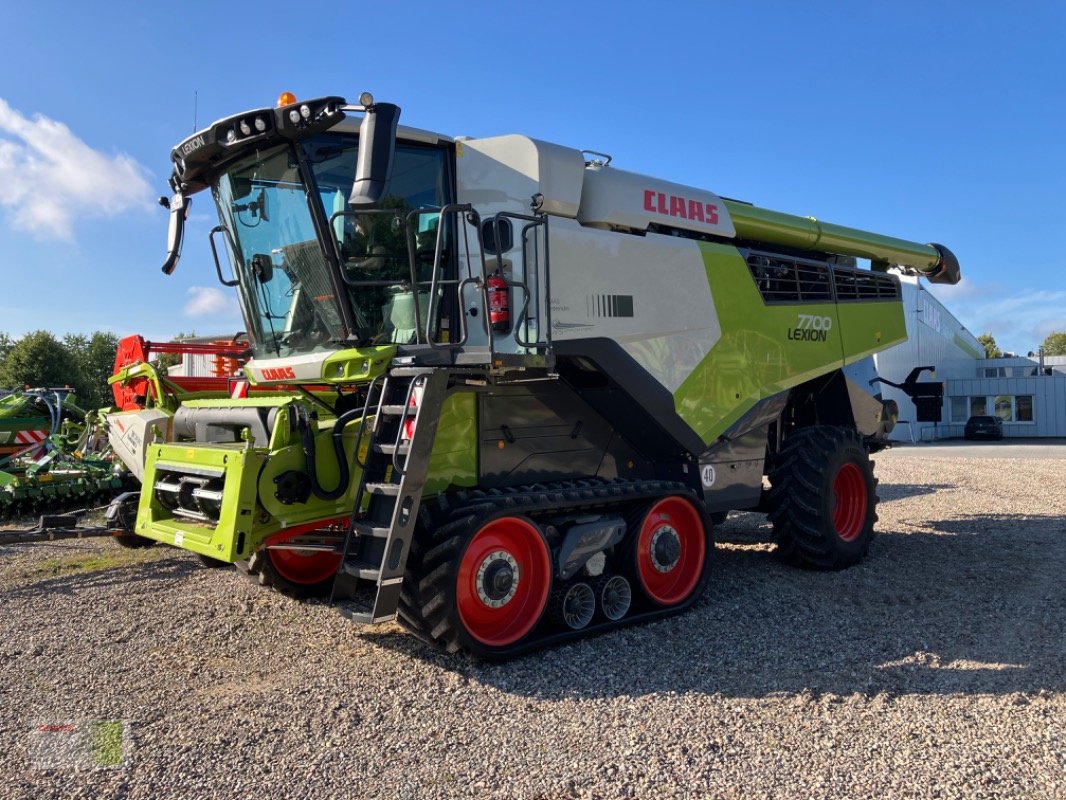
(486, 270, 511, 333)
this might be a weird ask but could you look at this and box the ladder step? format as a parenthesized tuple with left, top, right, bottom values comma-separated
(379, 404, 410, 416)
(365, 482, 401, 496)
(372, 442, 410, 456)
(351, 523, 392, 539)
(341, 609, 397, 625)
(339, 559, 381, 580)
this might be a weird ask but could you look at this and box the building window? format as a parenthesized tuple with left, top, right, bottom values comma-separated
(994, 395, 1013, 421)
(970, 396, 987, 416)
(950, 396, 968, 422)
(1016, 395, 1034, 422)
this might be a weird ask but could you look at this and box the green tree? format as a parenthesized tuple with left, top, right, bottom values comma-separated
(0, 331, 80, 391)
(65, 331, 120, 409)
(0, 332, 13, 364)
(1041, 331, 1066, 356)
(977, 332, 1002, 359)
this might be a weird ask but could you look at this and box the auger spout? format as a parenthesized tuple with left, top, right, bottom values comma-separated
(723, 199, 961, 284)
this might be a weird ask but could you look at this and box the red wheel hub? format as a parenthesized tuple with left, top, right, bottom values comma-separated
(456, 516, 551, 647)
(262, 520, 345, 585)
(634, 497, 706, 606)
(269, 548, 342, 585)
(831, 462, 868, 542)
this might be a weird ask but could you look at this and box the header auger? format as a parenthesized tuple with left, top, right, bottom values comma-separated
(120, 90, 961, 658)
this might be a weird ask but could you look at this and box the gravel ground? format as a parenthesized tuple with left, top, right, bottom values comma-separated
(1, 451, 1063, 799)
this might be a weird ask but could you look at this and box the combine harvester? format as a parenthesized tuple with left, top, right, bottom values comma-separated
(101, 90, 959, 657)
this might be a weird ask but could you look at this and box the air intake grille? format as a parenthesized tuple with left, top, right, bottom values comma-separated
(747, 254, 832, 304)
(832, 268, 901, 301)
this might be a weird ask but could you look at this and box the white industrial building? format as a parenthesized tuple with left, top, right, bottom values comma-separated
(874, 274, 1066, 441)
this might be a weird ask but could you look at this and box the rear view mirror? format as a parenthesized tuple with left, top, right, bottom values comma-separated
(251, 253, 274, 283)
(231, 175, 253, 200)
(161, 193, 190, 275)
(349, 103, 401, 208)
(482, 218, 514, 255)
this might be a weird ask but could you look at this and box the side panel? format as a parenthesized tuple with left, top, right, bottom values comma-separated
(423, 391, 479, 497)
(478, 382, 651, 488)
(837, 300, 907, 365)
(677, 243, 843, 445)
(548, 218, 722, 394)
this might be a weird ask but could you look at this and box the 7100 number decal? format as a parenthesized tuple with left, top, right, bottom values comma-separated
(787, 314, 832, 342)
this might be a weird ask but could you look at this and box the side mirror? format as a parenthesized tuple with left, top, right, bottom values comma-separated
(251, 253, 274, 283)
(161, 193, 190, 275)
(349, 103, 400, 208)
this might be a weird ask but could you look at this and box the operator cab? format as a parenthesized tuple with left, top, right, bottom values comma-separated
(161, 94, 458, 362)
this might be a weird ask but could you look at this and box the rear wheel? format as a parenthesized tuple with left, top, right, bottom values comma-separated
(767, 426, 878, 569)
(629, 495, 708, 607)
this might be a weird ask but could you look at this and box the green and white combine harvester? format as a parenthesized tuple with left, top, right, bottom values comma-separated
(108, 90, 961, 657)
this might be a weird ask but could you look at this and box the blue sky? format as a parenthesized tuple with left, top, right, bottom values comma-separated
(1, 1, 1063, 355)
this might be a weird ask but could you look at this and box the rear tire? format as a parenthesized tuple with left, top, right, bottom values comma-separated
(767, 426, 878, 569)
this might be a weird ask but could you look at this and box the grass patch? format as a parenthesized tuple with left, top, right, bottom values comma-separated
(11, 547, 165, 581)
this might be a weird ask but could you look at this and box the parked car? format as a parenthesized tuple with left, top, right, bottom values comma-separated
(964, 415, 1004, 440)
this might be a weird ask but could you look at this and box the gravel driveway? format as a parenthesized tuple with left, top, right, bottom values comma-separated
(1, 451, 1063, 799)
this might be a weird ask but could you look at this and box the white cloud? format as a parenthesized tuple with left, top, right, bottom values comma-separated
(0, 98, 152, 239)
(183, 286, 239, 317)
(930, 280, 1066, 353)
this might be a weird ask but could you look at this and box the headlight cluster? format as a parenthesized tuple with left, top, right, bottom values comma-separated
(275, 95, 345, 139)
(219, 113, 272, 145)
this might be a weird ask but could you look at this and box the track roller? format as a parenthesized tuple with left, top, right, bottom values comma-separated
(595, 574, 632, 621)
(551, 581, 596, 630)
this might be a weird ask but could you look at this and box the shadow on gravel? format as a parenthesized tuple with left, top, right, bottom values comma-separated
(875, 482, 957, 503)
(0, 554, 200, 600)
(365, 512, 1065, 701)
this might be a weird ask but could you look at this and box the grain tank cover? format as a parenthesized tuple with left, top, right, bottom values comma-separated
(456, 135, 585, 217)
(577, 164, 736, 238)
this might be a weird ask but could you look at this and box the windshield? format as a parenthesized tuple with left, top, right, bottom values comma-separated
(214, 133, 451, 357)
(215, 145, 344, 358)
(305, 133, 450, 343)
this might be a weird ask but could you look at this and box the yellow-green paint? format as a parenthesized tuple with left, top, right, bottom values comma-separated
(723, 200, 941, 272)
(320, 346, 397, 384)
(133, 390, 479, 564)
(424, 391, 479, 496)
(837, 301, 907, 365)
(674, 243, 906, 444)
(137, 442, 264, 561)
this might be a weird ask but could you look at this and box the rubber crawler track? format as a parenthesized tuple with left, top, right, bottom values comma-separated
(397, 478, 713, 659)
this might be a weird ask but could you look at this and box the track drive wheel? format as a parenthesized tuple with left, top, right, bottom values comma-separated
(767, 425, 878, 569)
(398, 513, 552, 657)
(629, 495, 709, 607)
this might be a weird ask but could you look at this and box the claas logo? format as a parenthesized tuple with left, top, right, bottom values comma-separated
(260, 367, 296, 381)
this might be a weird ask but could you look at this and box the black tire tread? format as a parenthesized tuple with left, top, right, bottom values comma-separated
(767, 425, 879, 570)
